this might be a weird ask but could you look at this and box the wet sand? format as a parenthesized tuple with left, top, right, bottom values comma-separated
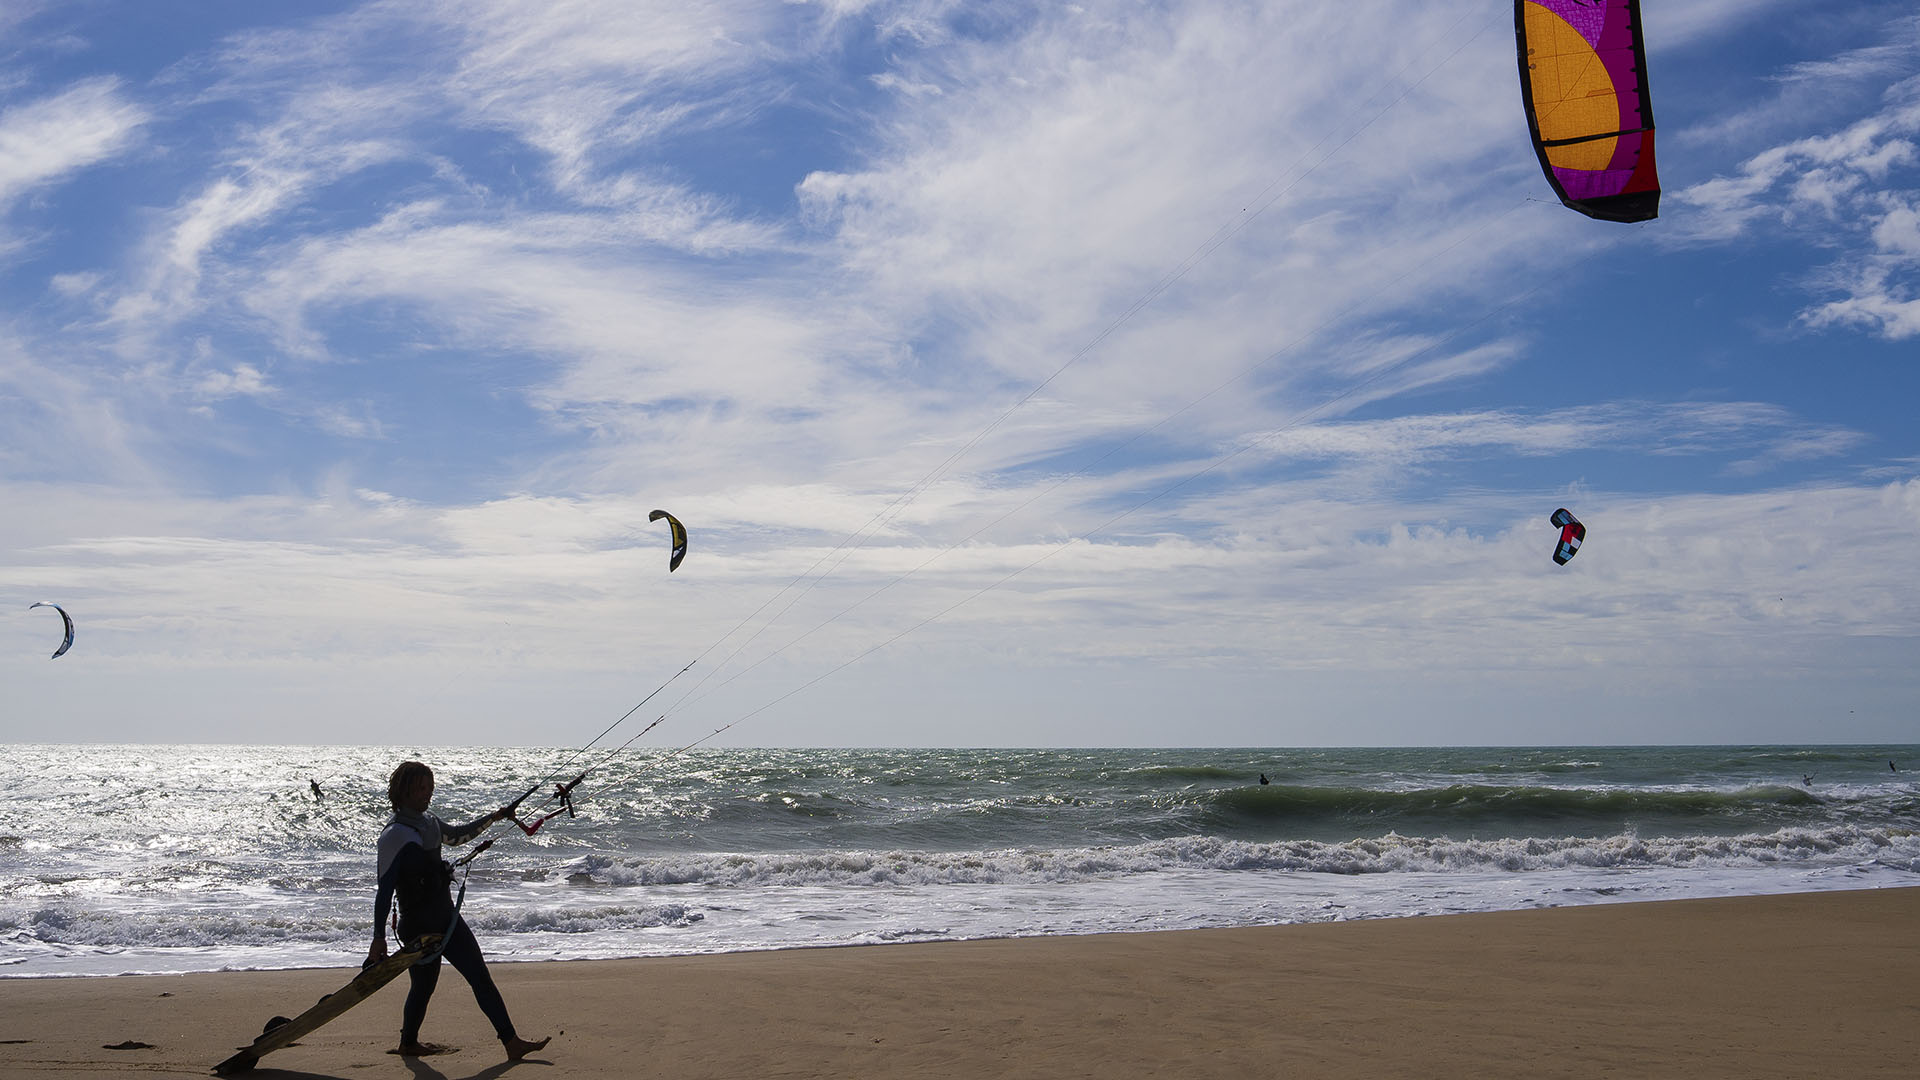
(2, 887, 1915, 1079)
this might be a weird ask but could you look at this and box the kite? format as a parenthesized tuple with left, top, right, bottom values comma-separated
(649, 509, 687, 572)
(1550, 508, 1585, 565)
(1515, 0, 1659, 223)
(29, 601, 74, 659)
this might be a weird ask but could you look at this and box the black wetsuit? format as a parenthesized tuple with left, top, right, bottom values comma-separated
(373, 812, 517, 1045)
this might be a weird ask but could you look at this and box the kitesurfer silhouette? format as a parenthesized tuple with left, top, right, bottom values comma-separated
(1258, 774, 1270, 785)
(310, 778, 323, 801)
(367, 761, 550, 1062)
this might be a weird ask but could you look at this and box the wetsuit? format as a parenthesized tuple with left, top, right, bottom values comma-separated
(372, 809, 518, 1046)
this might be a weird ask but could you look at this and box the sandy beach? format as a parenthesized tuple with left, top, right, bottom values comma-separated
(2, 887, 1914, 1079)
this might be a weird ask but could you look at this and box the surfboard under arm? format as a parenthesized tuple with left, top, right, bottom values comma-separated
(212, 934, 443, 1075)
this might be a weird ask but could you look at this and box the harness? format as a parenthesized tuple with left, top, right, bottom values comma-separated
(378, 775, 588, 964)
(382, 816, 494, 966)
(413, 839, 492, 965)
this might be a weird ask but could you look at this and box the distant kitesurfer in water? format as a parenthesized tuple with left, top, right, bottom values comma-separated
(1258, 774, 1270, 785)
(1802, 774, 1813, 787)
(366, 761, 550, 1062)
(310, 778, 323, 801)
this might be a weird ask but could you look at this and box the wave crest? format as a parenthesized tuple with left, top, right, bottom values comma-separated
(548, 824, 1920, 888)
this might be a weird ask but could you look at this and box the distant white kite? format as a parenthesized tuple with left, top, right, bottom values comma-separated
(29, 601, 74, 659)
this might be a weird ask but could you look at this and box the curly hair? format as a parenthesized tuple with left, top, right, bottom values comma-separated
(387, 760, 433, 808)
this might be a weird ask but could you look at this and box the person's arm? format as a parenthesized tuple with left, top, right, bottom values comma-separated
(440, 806, 510, 847)
(366, 851, 406, 967)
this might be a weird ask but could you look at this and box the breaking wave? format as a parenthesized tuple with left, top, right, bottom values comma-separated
(551, 823, 1920, 888)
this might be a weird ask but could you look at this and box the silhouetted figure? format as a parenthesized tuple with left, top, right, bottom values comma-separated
(311, 779, 323, 801)
(1802, 774, 1813, 787)
(369, 761, 549, 1062)
(1258, 773, 1270, 785)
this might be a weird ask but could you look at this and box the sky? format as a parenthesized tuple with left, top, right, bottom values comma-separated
(2, 0, 1918, 748)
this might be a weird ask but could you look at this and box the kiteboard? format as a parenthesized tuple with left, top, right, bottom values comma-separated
(212, 933, 442, 1075)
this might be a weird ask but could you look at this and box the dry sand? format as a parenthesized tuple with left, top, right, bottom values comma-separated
(2, 887, 1915, 1079)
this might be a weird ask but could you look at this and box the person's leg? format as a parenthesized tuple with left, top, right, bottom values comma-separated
(441, 917, 516, 1041)
(400, 957, 441, 1048)
(441, 918, 551, 1059)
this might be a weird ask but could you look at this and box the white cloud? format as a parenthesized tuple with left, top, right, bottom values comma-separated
(426, 0, 784, 192)
(49, 270, 101, 296)
(5, 470, 1918, 743)
(111, 84, 426, 327)
(0, 77, 146, 212)
(1770, 15, 1920, 87)
(310, 402, 387, 441)
(95, 0, 798, 335)
(1873, 199, 1920, 254)
(228, 202, 830, 454)
(1726, 428, 1874, 477)
(1800, 270, 1920, 338)
(39, 1, 1592, 511)
(1647, 0, 1800, 52)
(1237, 403, 1856, 475)
(3, 1, 1916, 744)
(870, 72, 942, 98)
(0, 332, 159, 486)
(765, 2, 1605, 509)
(1674, 47, 1920, 340)
(1674, 92, 1920, 236)
(193, 363, 273, 400)
(0, 0, 51, 42)
(206, 0, 790, 194)
(798, 2, 1491, 364)
(1674, 14, 1920, 152)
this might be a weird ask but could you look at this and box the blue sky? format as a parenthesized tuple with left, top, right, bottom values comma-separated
(3, 0, 1917, 747)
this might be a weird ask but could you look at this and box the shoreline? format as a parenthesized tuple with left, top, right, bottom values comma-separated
(3, 886, 1916, 1078)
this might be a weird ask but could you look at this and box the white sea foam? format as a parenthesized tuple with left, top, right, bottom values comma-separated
(553, 825, 1920, 887)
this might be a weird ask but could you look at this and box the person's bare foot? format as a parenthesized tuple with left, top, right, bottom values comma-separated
(503, 1035, 550, 1061)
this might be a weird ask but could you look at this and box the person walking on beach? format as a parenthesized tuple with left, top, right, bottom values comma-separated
(366, 760, 550, 1061)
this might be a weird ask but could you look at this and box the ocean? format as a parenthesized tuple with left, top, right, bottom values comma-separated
(2, 744, 1916, 978)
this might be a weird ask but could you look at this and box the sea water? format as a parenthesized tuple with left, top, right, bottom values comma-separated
(1, 744, 1915, 977)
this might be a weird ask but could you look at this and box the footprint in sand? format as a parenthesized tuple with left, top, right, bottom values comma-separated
(387, 1043, 459, 1057)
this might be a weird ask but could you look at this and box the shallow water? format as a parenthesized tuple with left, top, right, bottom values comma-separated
(2, 744, 1915, 976)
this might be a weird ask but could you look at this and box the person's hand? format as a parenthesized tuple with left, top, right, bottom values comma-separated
(365, 937, 388, 968)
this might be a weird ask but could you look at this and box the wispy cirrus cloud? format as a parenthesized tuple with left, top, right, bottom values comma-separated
(112, 86, 423, 326)
(426, 0, 786, 192)
(1673, 78, 1920, 238)
(1645, 0, 1802, 53)
(0, 76, 147, 217)
(99, 0, 798, 327)
(118, 1, 1571, 506)
(1672, 16, 1920, 340)
(1241, 403, 1855, 466)
(1670, 12, 1920, 151)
